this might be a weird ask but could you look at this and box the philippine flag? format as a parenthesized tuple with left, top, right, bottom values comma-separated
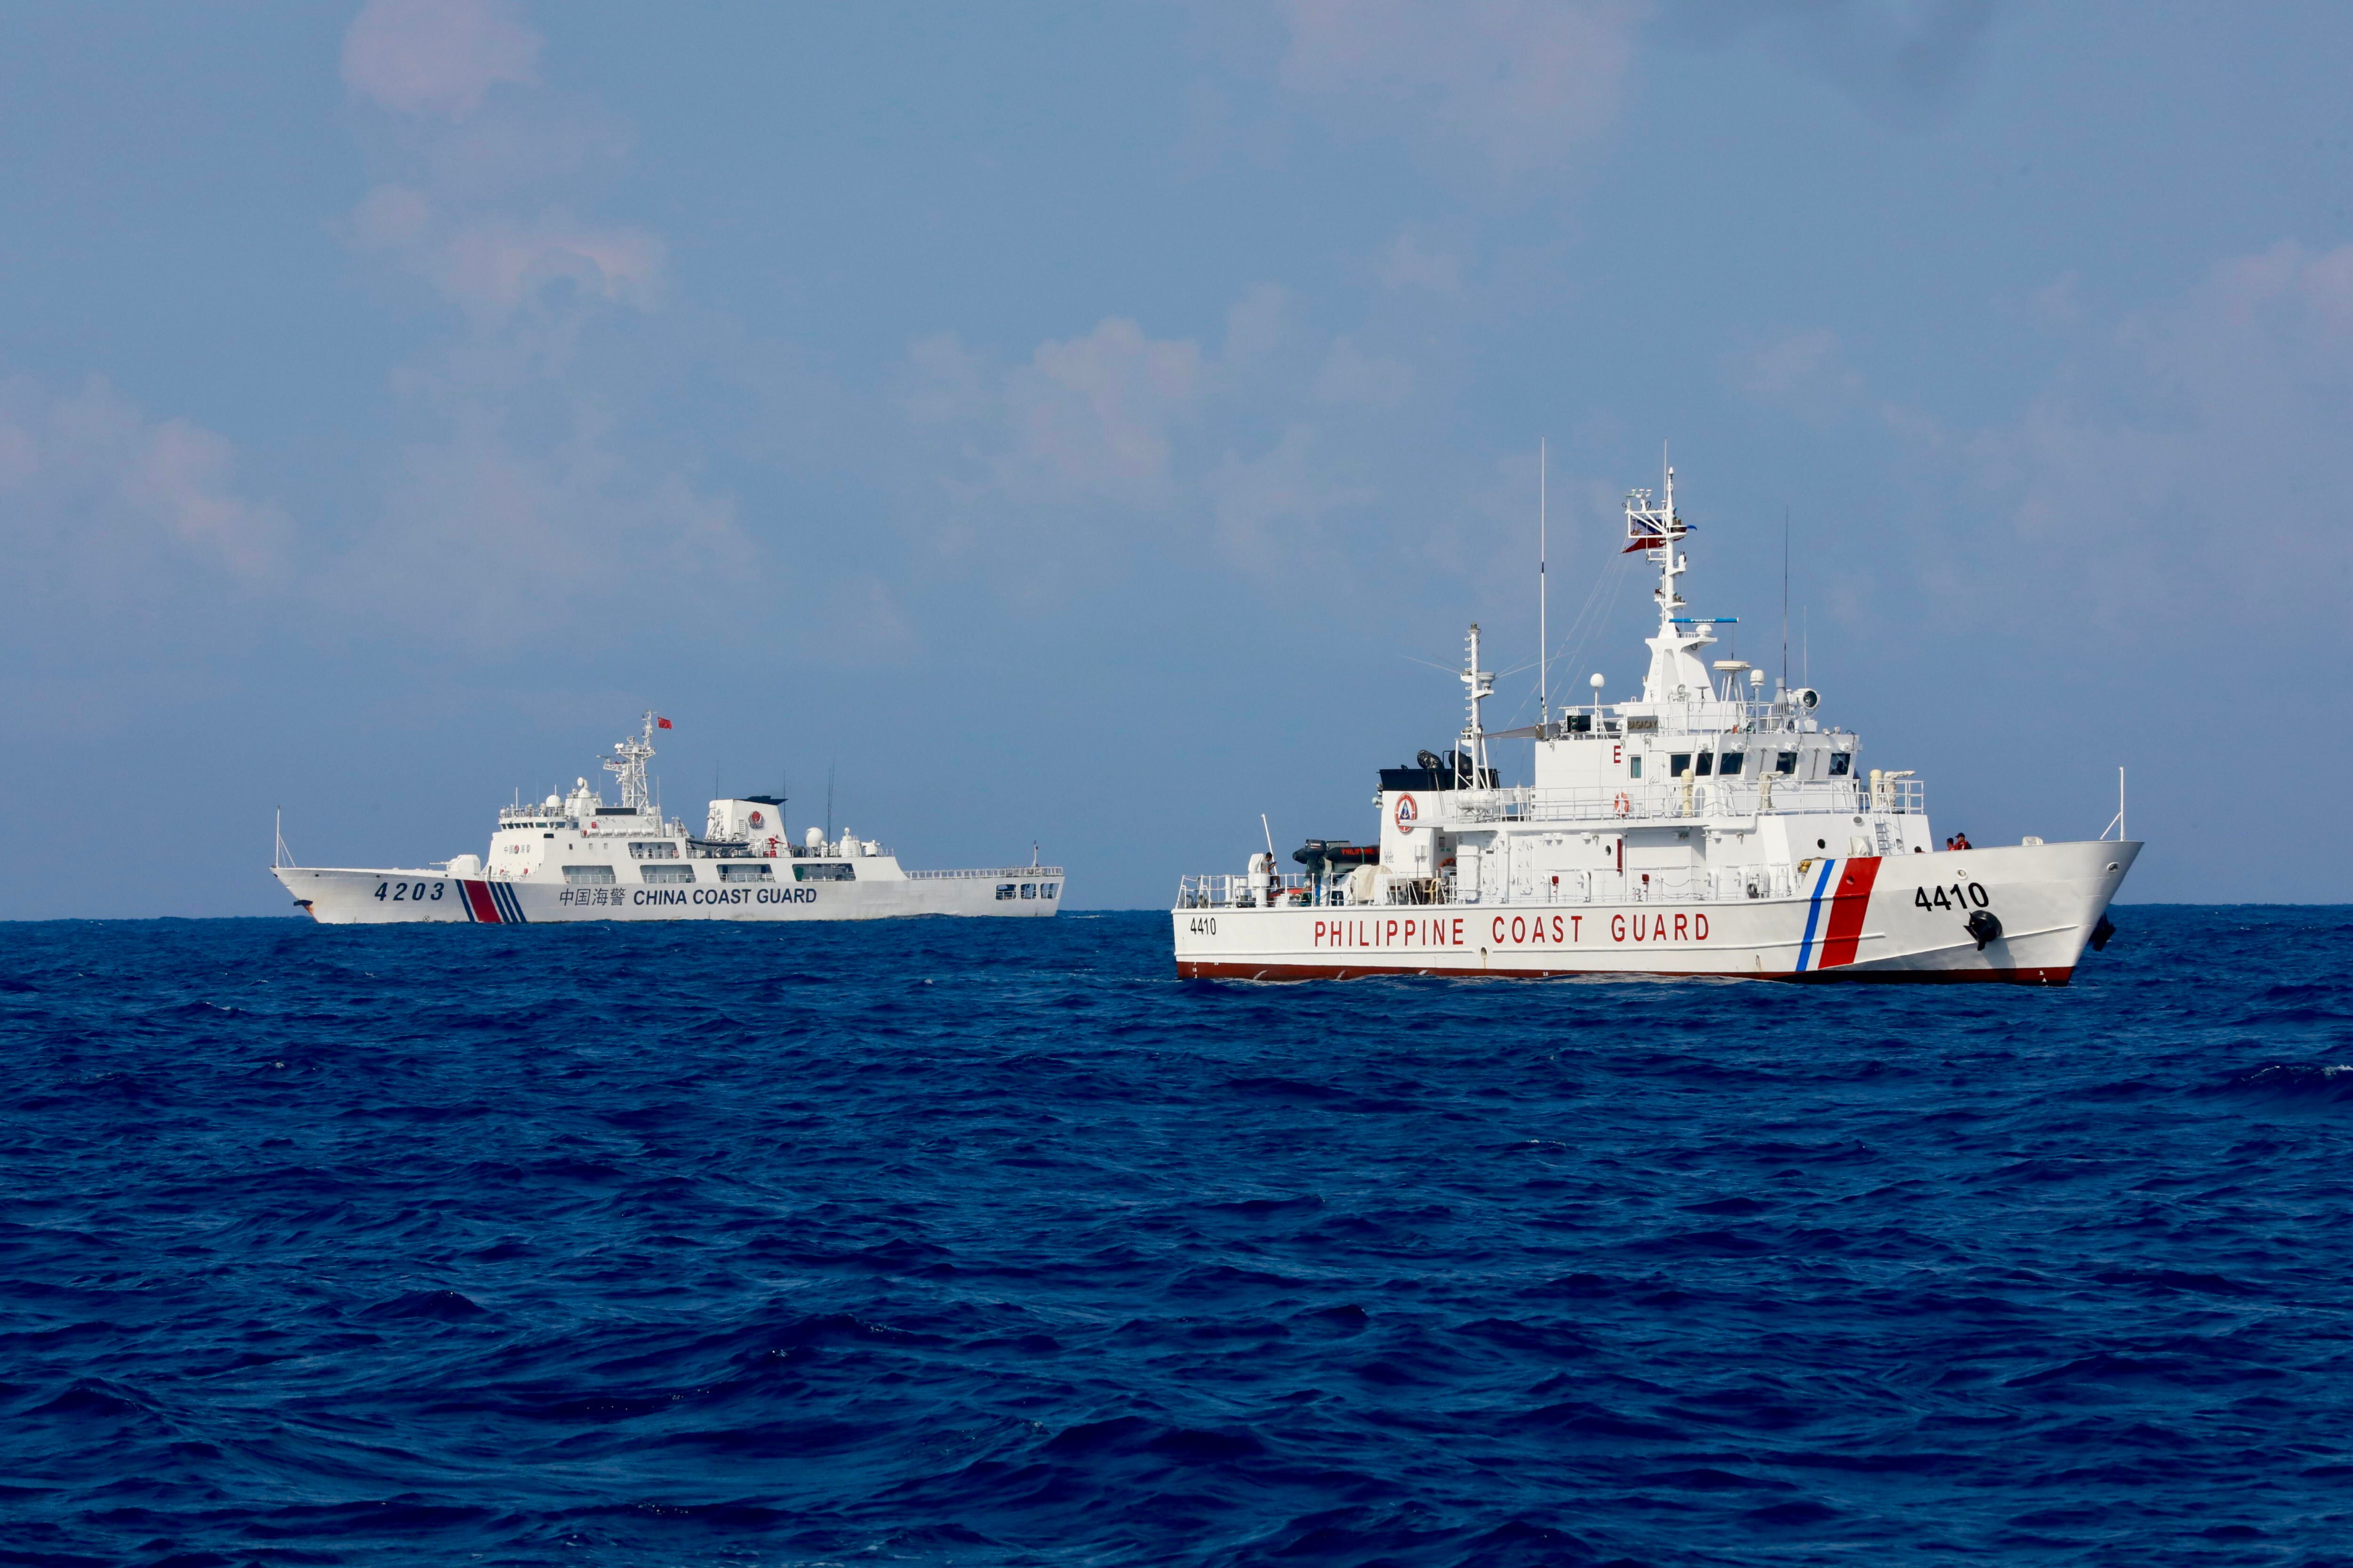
(656, 716, 672, 729)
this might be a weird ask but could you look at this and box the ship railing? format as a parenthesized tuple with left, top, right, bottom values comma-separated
(1175, 864, 1826, 908)
(1543, 701, 1839, 738)
(907, 866, 1066, 880)
(1447, 777, 1922, 825)
(1179, 872, 1342, 909)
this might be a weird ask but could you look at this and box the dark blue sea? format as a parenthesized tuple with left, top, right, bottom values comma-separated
(4, 908, 2351, 1568)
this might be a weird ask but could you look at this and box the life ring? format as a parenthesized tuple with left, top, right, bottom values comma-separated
(1613, 792, 1631, 816)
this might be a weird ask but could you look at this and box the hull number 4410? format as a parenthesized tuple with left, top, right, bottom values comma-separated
(1915, 881, 1989, 912)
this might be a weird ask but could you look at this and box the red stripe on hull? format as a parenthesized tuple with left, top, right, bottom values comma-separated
(1176, 959, 2073, 986)
(461, 880, 503, 923)
(1815, 856, 1882, 969)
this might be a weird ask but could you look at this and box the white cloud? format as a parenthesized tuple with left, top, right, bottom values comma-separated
(1009, 318, 1206, 496)
(325, 1, 745, 644)
(929, 317, 1208, 506)
(1275, 0, 1644, 176)
(351, 184, 666, 317)
(1724, 241, 2353, 645)
(1975, 240, 2353, 632)
(0, 374, 289, 591)
(343, 0, 541, 120)
(1206, 424, 1376, 569)
(329, 394, 748, 645)
(905, 289, 1408, 578)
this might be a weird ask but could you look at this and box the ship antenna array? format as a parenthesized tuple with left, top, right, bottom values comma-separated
(603, 711, 659, 815)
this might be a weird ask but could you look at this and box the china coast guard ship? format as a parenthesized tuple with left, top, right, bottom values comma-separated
(1174, 465, 2137, 983)
(273, 716, 1064, 924)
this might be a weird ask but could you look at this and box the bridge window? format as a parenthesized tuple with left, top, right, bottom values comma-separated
(1670, 753, 1691, 777)
(1042, 883, 1058, 899)
(1775, 752, 1798, 775)
(1828, 752, 1851, 776)
(996, 883, 1016, 899)
(1695, 752, 1714, 776)
(1718, 752, 1745, 776)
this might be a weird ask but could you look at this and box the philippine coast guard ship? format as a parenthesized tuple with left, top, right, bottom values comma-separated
(1174, 464, 2137, 983)
(273, 715, 1064, 924)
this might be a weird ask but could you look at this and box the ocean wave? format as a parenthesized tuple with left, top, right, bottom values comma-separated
(0, 907, 2346, 1564)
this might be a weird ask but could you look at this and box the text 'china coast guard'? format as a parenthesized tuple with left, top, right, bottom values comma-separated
(272, 715, 1063, 924)
(1173, 461, 2137, 983)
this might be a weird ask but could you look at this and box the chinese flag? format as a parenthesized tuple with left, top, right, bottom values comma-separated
(656, 716, 672, 729)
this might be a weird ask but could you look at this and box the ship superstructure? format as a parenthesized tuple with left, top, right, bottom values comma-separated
(274, 714, 1064, 924)
(1173, 464, 2136, 982)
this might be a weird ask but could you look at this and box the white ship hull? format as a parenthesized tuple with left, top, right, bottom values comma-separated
(1174, 841, 2135, 984)
(271, 711, 1065, 926)
(276, 865, 1064, 925)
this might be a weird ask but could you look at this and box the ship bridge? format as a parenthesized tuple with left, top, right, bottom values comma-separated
(1181, 461, 1935, 913)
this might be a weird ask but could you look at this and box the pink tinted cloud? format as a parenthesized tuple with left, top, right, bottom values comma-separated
(343, 0, 541, 120)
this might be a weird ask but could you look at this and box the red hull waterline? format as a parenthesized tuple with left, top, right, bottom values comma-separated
(1175, 960, 2076, 986)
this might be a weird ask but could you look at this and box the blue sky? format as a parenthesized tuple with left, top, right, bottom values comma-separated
(3, 0, 2347, 915)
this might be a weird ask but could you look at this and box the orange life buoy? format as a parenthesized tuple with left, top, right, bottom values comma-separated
(1613, 792, 1631, 816)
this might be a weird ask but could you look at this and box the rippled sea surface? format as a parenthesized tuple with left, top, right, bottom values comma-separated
(4, 908, 2352, 1567)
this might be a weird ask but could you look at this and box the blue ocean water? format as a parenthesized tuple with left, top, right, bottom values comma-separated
(2, 908, 2350, 1568)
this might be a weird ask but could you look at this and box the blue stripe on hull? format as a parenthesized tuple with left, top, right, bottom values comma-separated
(1793, 858, 1838, 973)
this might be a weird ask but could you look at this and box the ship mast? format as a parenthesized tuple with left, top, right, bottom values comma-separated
(604, 712, 658, 814)
(1625, 456, 1713, 705)
(1460, 623, 1493, 787)
(1647, 461, 1687, 629)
